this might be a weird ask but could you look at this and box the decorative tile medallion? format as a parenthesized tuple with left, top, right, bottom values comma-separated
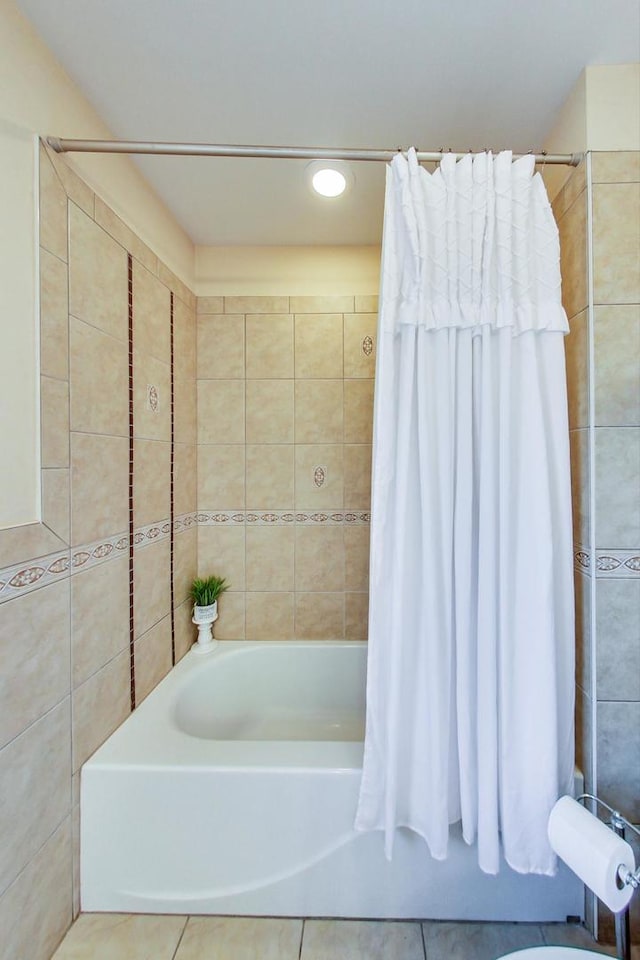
(146, 383, 159, 413)
(362, 335, 374, 356)
(314, 465, 326, 487)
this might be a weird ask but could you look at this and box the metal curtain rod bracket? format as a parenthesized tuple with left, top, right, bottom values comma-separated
(45, 137, 583, 167)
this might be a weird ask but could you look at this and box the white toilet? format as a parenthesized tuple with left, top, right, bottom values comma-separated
(497, 948, 608, 958)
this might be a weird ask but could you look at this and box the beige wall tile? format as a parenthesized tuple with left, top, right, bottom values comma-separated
(93, 196, 158, 274)
(246, 379, 293, 443)
(70, 433, 128, 546)
(197, 296, 224, 314)
(290, 295, 353, 313)
(295, 526, 344, 592)
(344, 379, 374, 443)
(71, 555, 129, 688)
(133, 352, 171, 441)
(569, 428, 590, 548)
(245, 592, 294, 640)
(71, 649, 130, 771)
(42, 468, 70, 542)
(345, 592, 369, 640)
(39, 147, 67, 262)
(295, 380, 343, 442)
(225, 296, 288, 314)
(575, 686, 593, 793)
(71, 802, 80, 919)
(295, 314, 343, 378)
(70, 317, 128, 436)
(213, 591, 245, 640)
(595, 426, 640, 547)
(197, 444, 245, 508)
(133, 539, 171, 637)
(40, 246, 69, 380)
(344, 314, 377, 377)
(246, 444, 294, 509)
(68, 203, 128, 341)
(295, 592, 344, 640)
(0, 579, 70, 750)
(246, 314, 293, 378)
(174, 527, 197, 607)
(574, 569, 592, 695)
(135, 614, 172, 704)
(174, 378, 196, 445)
(355, 295, 379, 313)
(596, 579, 640, 701)
(47, 145, 94, 218)
(565, 310, 589, 431)
(295, 444, 343, 509)
(176, 916, 301, 960)
(197, 524, 245, 589)
(54, 914, 187, 960)
(133, 439, 170, 527)
(198, 380, 245, 443)
(0, 698, 71, 892)
(174, 442, 197, 515)
(594, 304, 640, 426)
(174, 598, 195, 661)
(0, 523, 67, 571)
(0, 818, 72, 960)
(344, 444, 372, 509)
(246, 526, 295, 591)
(41, 376, 69, 468)
(558, 191, 588, 320)
(197, 314, 244, 379)
(597, 700, 640, 821)
(174, 297, 196, 382)
(157, 262, 196, 312)
(592, 182, 640, 304)
(591, 151, 640, 184)
(552, 162, 586, 222)
(344, 524, 370, 592)
(132, 260, 171, 363)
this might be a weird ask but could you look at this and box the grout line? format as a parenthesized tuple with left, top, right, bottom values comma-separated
(170, 916, 189, 960)
(298, 917, 305, 960)
(170, 291, 176, 666)
(128, 252, 136, 712)
(420, 920, 428, 959)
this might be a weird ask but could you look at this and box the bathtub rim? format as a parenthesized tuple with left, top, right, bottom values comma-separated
(83, 640, 368, 773)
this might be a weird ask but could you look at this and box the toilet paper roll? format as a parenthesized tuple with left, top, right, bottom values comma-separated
(548, 795, 636, 913)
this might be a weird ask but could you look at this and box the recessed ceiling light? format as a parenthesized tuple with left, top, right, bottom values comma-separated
(306, 160, 353, 198)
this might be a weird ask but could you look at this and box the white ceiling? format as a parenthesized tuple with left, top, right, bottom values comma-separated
(16, 0, 640, 246)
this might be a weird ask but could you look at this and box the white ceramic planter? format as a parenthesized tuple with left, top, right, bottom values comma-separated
(193, 600, 218, 624)
(192, 600, 219, 654)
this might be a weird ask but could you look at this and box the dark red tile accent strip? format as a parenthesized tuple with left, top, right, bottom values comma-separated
(128, 254, 136, 711)
(170, 291, 176, 666)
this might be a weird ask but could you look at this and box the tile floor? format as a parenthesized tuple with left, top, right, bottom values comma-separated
(50, 914, 639, 959)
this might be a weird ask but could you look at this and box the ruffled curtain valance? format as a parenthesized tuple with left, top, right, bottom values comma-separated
(381, 149, 569, 336)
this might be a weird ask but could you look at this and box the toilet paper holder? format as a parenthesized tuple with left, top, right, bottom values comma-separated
(576, 793, 640, 960)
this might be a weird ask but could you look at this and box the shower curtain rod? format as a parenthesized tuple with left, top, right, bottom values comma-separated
(46, 137, 582, 166)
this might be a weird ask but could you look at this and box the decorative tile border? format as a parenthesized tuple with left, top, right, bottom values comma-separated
(133, 518, 172, 551)
(195, 510, 371, 525)
(574, 548, 640, 578)
(0, 547, 70, 604)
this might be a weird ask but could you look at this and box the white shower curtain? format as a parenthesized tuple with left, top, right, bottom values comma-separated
(355, 150, 575, 876)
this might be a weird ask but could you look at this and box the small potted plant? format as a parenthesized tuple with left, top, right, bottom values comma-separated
(190, 575, 229, 623)
(190, 575, 229, 654)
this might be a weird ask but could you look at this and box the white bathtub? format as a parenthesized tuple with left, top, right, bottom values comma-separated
(81, 641, 583, 919)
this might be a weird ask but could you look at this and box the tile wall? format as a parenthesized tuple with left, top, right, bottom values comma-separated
(557, 151, 640, 942)
(196, 295, 377, 642)
(0, 142, 197, 960)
